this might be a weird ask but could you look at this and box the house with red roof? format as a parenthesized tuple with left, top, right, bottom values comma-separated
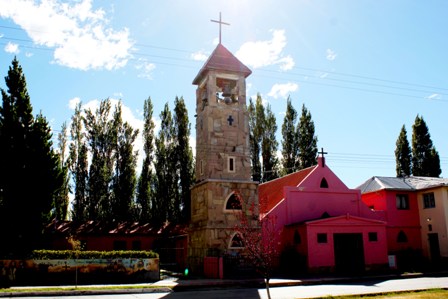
(259, 155, 388, 273)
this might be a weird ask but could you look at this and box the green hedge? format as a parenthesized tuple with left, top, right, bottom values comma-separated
(31, 249, 158, 260)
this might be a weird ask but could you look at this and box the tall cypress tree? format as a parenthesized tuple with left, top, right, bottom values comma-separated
(281, 97, 298, 175)
(395, 125, 412, 177)
(412, 115, 441, 177)
(136, 97, 155, 222)
(296, 104, 318, 169)
(0, 58, 62, 256)
(173, 96, 194, 222)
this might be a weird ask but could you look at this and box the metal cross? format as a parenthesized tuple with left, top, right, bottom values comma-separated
(227, 115, 234, 126)
(318, 148, 328, 167)
(211, 12, 230, 44)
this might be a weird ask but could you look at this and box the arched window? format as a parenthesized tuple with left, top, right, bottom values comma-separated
(229, 233, 244, 249)
(320, 178, 329, 188)
(225, 193, 242, 210)
(293, 230, 301, 244)
(397, 230, 408, 243)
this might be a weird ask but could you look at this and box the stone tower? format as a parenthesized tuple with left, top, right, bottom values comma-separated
(188, 43, 259, 268)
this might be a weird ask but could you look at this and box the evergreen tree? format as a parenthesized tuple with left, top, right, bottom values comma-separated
(296, 104, 318, 169)
(281, 97, 298, 175)
(84, 99, 116, 220)
(412, 115, 441, 177)
(173, 96, 194, 222)
(69, 102, 88, 222)
(111, 102, 138, 222)
(55, 122, 70, 220)
(136, 97, 155, 222)
(0, 58, 62, 256)
(395, 125, 412, 177)
(248, 97, 262, 182)
(429, 147, 441, 177)
(262, 104, 279, 182)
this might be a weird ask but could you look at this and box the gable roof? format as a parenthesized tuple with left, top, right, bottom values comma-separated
(192, 43, 252, 85)
(357, 176, 448, 194)
(305, 213, 386, 226)
(259, 166, 315, 214)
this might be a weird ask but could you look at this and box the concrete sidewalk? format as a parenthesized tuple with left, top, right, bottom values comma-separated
(0, 272, 433, 297)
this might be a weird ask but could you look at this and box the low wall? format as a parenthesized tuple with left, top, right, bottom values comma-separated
(0, 258, 159, 286)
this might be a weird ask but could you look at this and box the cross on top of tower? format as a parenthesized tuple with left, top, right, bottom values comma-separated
(211, 12, 230, 44)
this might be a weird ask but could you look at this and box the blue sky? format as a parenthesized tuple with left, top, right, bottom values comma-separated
(0, 0, 447, 188)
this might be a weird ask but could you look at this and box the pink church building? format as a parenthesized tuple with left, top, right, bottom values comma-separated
(259, 156, 389, 273)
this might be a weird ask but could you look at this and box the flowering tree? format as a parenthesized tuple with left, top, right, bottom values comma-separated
(233, 193, 281, 299)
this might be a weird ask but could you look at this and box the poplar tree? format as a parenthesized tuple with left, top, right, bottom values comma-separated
(153, 103, 175, 225)
(84, 99, 116, 220)
(395, 125, 412, 177)
(297, 104, 318, 169)
(136, 97, 155, 222)
(55, 122, 70, 220)
(69, 102, 89, 222)
(412, 115, 441, 177)
(111, 102, 138, 222)
(0, 58, 62, 256)
(248, 97, 262, 182)
(281, 97, 298, 175)
(173, 96, 194, 222)
(262, 104, 279, 182)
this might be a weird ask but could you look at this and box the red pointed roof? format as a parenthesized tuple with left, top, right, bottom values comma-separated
(259, 166, 316, 214)
(192, 43, 252, 85)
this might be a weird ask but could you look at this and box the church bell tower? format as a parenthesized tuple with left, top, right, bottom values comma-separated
(188, 21, 259, 271)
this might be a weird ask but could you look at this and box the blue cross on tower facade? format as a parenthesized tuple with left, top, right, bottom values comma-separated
(227, 115, 234, 126)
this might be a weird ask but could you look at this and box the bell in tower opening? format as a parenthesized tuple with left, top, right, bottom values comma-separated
(216, 77, 238, 104)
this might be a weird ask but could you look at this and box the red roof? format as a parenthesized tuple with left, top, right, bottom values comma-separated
(192, 43, 252, 85)
(259, 166, 315, 214)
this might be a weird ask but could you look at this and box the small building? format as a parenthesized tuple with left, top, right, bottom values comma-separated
(259, 156, 389, 273)
(358, 176, 448, 268)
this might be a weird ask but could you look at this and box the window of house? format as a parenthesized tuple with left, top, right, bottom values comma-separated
(428, 224, 433, 232)
(113, 240, 127, 250)
(229, 233, 244, 249)
(293, 230, 301, 244)
(396, 194, 409, 210)
(397, 230, 408, 243)
(368, 232, 378, 242)
(317, 233, 327, 244)
(320, 178, 329, 188)
(225, 193, 242, 210)
(132, 240, 141, 250)
(423, 193, 435, 209)
(228, 156, 235, 172)
(80, 240, 87, 250)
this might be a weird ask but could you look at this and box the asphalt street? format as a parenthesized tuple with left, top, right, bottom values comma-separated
(3, 275, 448, 299)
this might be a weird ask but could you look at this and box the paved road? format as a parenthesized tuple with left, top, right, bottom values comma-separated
(5, 276, 448, 299)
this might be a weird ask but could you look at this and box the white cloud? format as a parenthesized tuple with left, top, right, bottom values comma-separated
(236, 29, 295, 71)
(135, 58, 156, 80)
(0, 0, 133, 70)
(4, 42, 20, 54)
(426, 93, 441, 100)
(326, 48, 337, 61)
(191, 50, 208, 62)
(267, 82, 299, 99)
(68, 97, 81, 110)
